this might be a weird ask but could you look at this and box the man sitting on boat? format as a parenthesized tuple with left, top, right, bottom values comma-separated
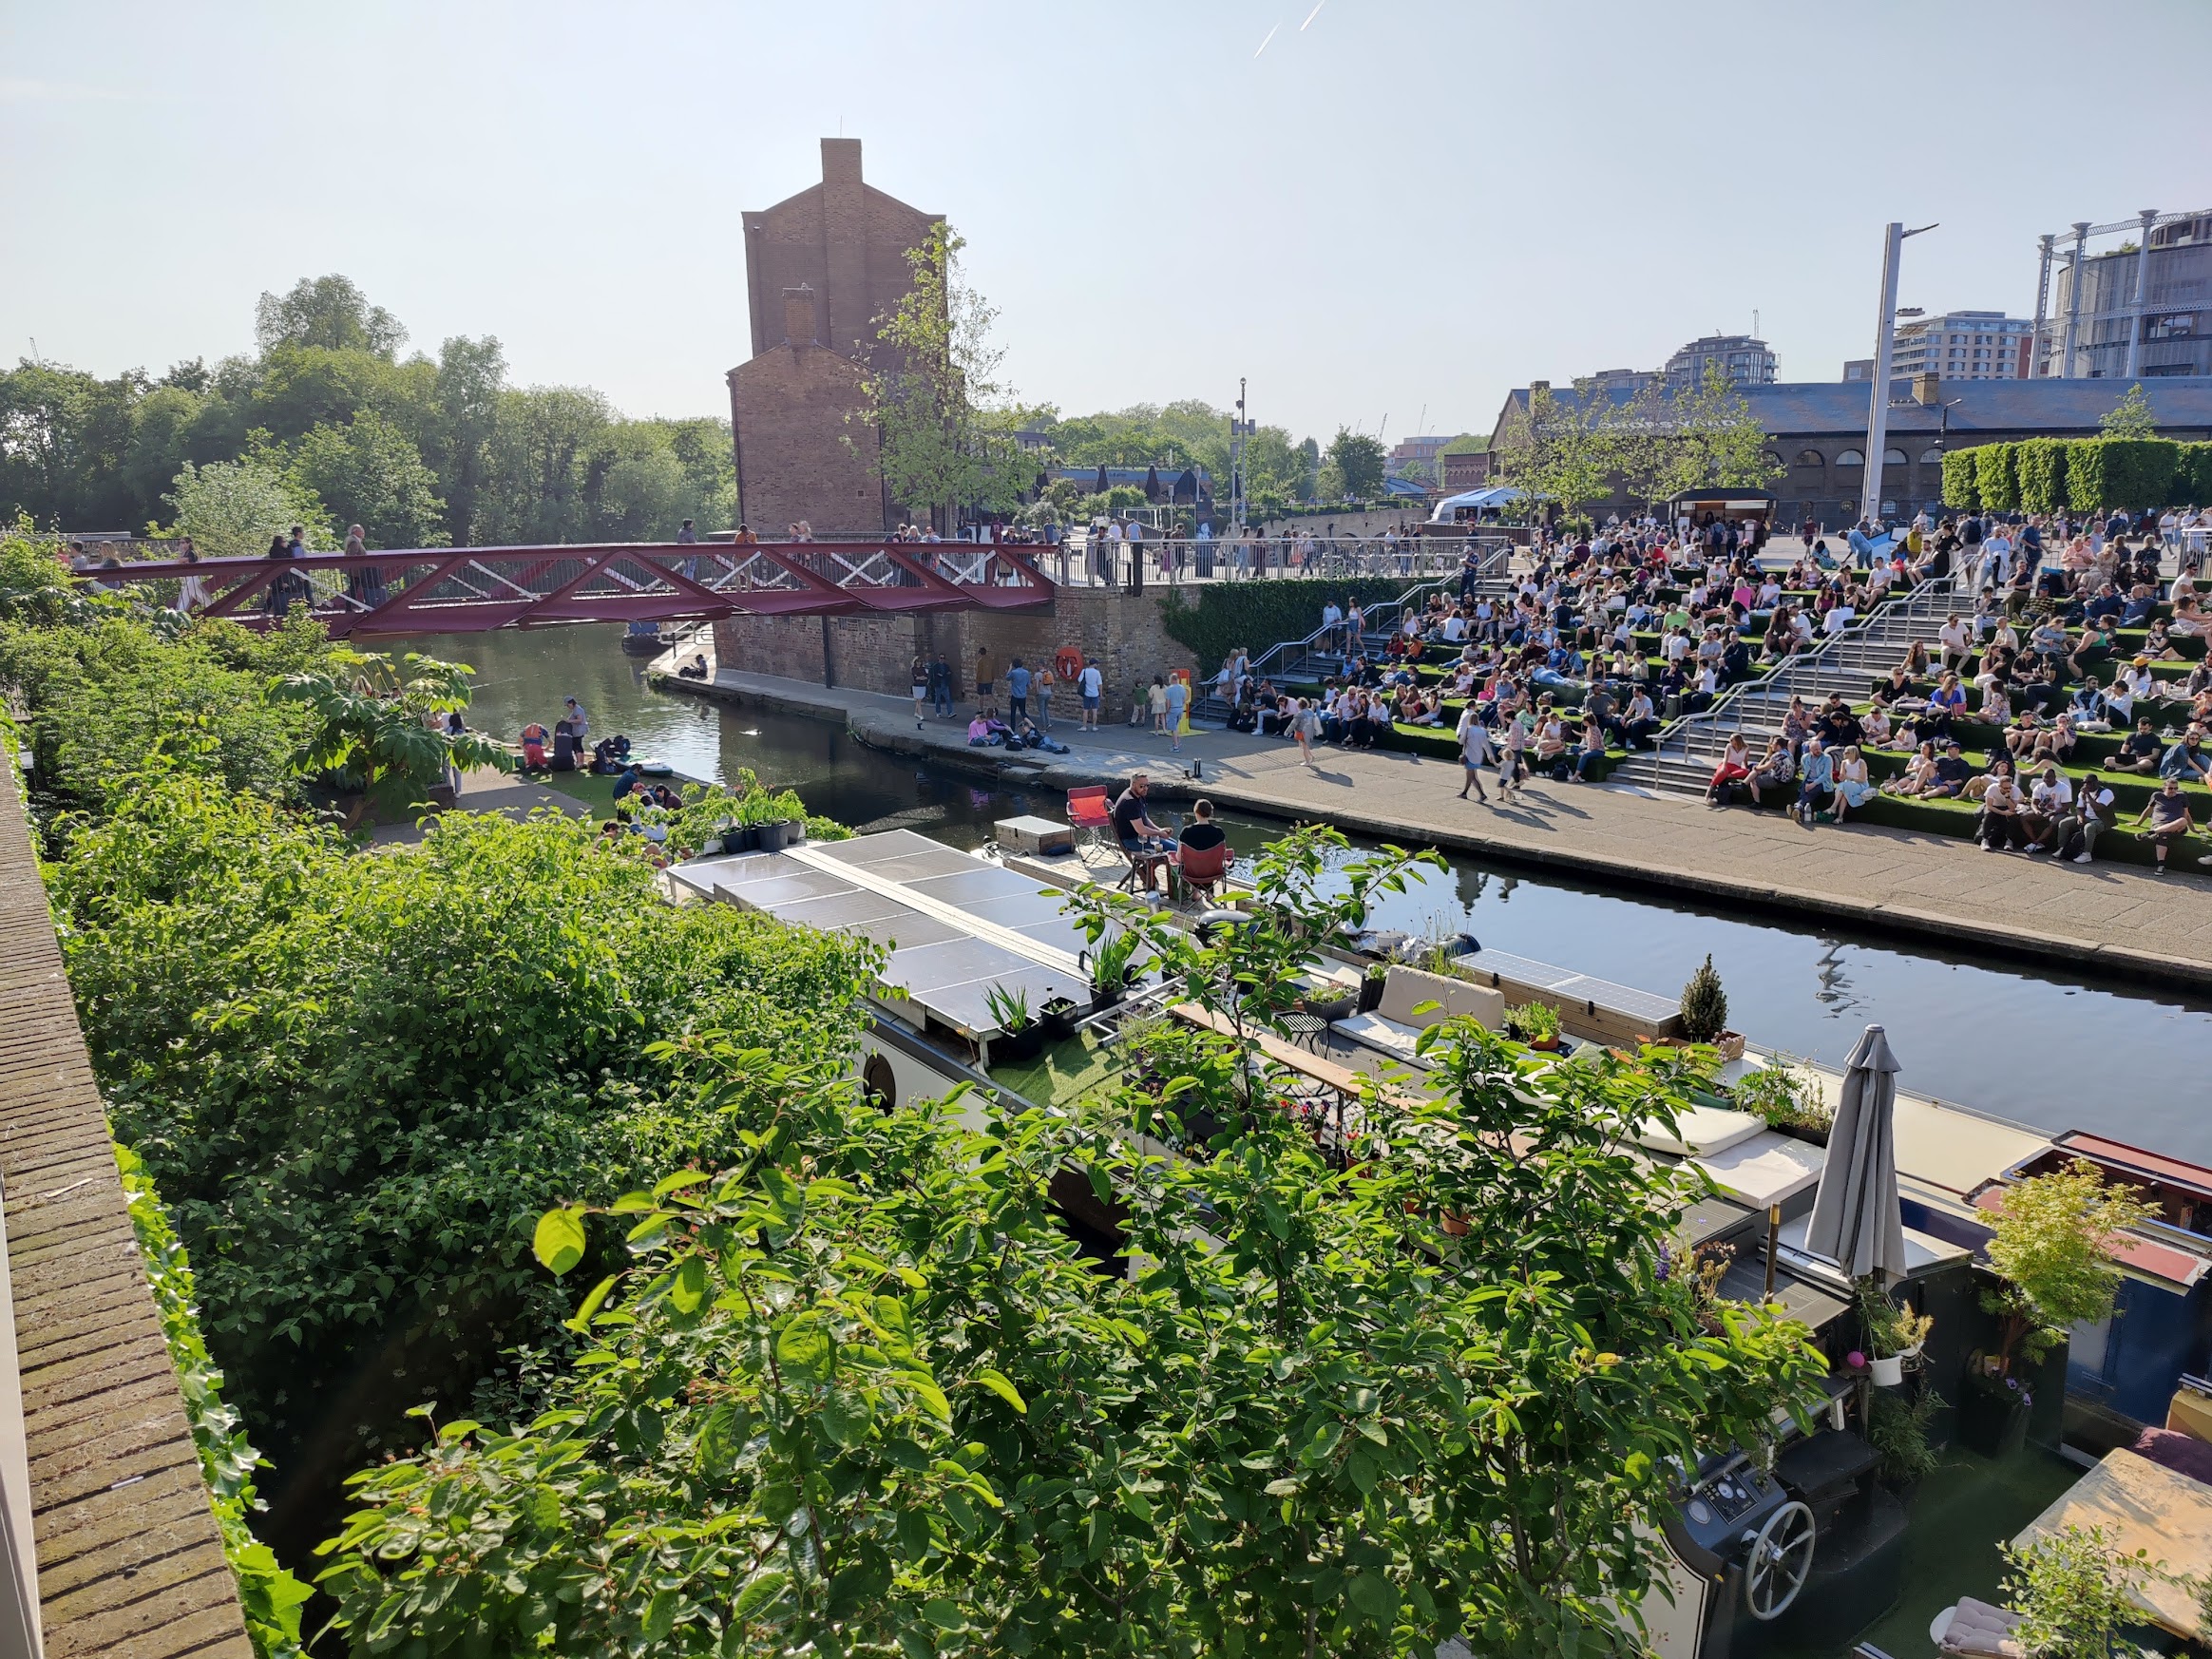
(1112, 774, 1176, 896)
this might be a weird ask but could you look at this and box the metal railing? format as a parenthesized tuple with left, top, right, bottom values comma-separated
(1038, 532, 1505, 590)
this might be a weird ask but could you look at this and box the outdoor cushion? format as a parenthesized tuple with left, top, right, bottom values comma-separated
(1936, 1597, 2025, 1659)
(1374, 965, 1505, 1032)
(1635, 1102, 1765, 1158)
(2128, 1428, 2212, 1489)
(1334, 1010, 1432, 1068)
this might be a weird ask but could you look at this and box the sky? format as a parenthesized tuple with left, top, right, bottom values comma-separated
(6, 0, 2209, 446)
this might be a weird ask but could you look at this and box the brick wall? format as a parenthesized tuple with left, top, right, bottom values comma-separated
(728, 342, 885, 536)
(713, 589, 1196, 713)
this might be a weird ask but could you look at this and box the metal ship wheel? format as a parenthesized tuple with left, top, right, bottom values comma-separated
(1742, 1499, 1816, 1621)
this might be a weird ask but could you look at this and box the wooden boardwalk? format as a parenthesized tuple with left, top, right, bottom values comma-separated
(0, 772, 251, 1658)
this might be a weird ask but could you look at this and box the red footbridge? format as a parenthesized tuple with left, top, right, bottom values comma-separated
(97, 540, 1057, 637)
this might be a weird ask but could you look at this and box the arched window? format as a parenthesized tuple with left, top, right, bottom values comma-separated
(1919, 448, 1945, 464)
(1762, 450, 1787, 471)
(1835, 449, 1865, 467)
(1794, 448, 1825, 467)
(1883, 448, 1908, 466)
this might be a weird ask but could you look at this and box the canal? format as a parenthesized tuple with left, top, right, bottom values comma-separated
(425, 625, 2212, 1162)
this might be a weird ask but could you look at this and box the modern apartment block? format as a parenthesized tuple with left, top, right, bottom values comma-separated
(2032, 209, 2212, 380)
(1663, 334, 1778, 388)
(1889, 312, 2033, 381)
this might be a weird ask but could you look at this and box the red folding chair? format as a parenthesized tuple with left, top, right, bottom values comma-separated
(1174, 837, 1232, 904)
(1066, 787, 1113, 849)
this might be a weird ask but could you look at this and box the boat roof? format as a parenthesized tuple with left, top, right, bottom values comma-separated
(669, 829, 1098, 1039)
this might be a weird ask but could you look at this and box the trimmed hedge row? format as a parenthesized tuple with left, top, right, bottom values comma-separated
(1942, 436, 2212, 514)
(1158, 577, 1429, 675)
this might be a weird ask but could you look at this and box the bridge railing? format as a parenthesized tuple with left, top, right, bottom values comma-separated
(1035, 532, 1501, 588)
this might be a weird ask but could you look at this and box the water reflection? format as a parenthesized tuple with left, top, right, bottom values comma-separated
(418, 625, 2212, 1160)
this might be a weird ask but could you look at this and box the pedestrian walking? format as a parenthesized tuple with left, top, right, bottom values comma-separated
(1148, 676, 1168, 735)
(912, 654, 930, 731)
(1456, 707, 1495, 802)
(1034, 665, 1055, 731)
(1164, 674, 1189, 754)
(1292, 696, 1323, 767)
(929, 654, 954, 718)
(1079, 658, 1103, 730)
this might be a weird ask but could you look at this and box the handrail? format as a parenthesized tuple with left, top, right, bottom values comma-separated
(0, 1178, 43, 1659)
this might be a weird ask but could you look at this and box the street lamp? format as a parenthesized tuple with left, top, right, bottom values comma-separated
(1860, 220, 1938, 528)
(1886, 392, 1961, 522)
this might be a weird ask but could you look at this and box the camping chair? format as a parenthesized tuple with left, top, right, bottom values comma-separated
(1066, 787, 1113, 852)
(1174, 836, 1232, 905)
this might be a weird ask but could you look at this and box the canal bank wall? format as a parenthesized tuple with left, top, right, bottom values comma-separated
(651, 661, 2212, 994)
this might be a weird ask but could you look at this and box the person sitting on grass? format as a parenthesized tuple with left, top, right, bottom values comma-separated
(1885, 740, 1939, 797)
(2107, 715, 2162, 774)
(2020, 765, 2072, 855)
(1569, 718, 1608, 783)
(1927, 739, 1973, 799)
(2134, 777, 2203, 873)
(1913, 672, 1968, 745)
(1830, 745, 1878, 823)
(2057, 773, 2116, 864)
(1745, 736, 1795, 807)
(2161, 728, 2212, 787)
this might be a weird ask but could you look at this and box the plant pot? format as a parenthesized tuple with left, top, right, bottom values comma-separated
(723, 824, 761, 853)
(1957, 1375, 2032, 1458)
(756, 818, 798, 853)
(1774, 1121, 1832, 1148)
(1300, 994, 1357, 1024)
(1529, 1035, 1561, 1052)
(1039, 997, 1080, 1044)
(1714, 1030, 1747, 1061)
(990, 1024, 1043, 1066)
(1090, 983, 1124, 1014)
(1870, 1353, 1904, 1387)
(1357, 974, 1386, 1014)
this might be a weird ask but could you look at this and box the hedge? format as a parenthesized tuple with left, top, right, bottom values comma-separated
(2015, 438, 2069, 515)
(1943, 436, 2201, 515)
(1941, 449, 1979, 510)
(1975, 443, 2020, 512)
(1158, 577, 1424, 674)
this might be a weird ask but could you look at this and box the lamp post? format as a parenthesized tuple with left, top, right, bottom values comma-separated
(1860, 220, 1938, 529)
(1888, 393, 1961, 520)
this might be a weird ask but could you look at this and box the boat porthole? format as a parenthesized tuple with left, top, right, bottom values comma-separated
(863, 1054, 897, 1112)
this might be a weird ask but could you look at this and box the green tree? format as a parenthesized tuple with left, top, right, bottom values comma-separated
(1983, 1160, 2154, 1372)
(254, 274, 407, 358)
(476, 384, 614, 543)
(2099, 383, 2158, 440)
(2001, 1524, 2161, 1659)
(166, 455, 333, 558)
(269, 648, 509, 811)
(862, 222, 1037, 527)
(1326, 428, 1387, 500)
(285, 411, 448, 548)
(1617, 363, 1782, 508)
(1497, 383, 1612, 519)
(429, 335, 507, 543)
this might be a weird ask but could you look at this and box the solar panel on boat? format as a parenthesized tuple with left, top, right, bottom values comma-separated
(810, 830, 944, 866)
(908, 866, 1041, 906)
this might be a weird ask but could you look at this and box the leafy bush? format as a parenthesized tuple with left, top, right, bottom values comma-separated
(1982, 1159, 2155, 1372)
(269, 647, 510, 812)
(2014, 437, 2069, 516)
(2066, 440, 2113, 514)
(1863, 1386, 1941, 1487)
(48, 778, 880, 1456)
(2102, 439, 2182, 510)
(1974, 443, 2019, 513)
(121, 1144, 315, 1658)
(316, 829, 1824, 1659)
(1730, 1055, 1830, 1135)
(2182, 442, 2212, 505)
(2002, 1524, 2159, 1659)
(1940, 448, 1980, 511)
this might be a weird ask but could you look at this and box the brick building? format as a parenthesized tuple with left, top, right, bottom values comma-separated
(726, 139, 942, 535)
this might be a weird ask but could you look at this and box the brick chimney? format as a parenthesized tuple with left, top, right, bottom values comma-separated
(1913, 372, 1940, 405)
(782, 286, 817, 348)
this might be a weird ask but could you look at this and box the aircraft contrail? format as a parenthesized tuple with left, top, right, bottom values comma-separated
(1301, 0, 1327, 29)
(1254, 21, 1279, 55)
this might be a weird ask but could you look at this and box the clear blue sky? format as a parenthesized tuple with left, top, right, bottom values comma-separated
(6, 0, 2208, 445)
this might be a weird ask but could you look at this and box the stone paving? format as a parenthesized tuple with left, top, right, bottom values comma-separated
(658, 659, 2212, 990)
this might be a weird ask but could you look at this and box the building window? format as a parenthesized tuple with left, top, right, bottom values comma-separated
(1836, 449, 1865, 467)
(1918, 448, 1944, 463)
(1795, 448, 1824, 467)
(1883, 448, 1908, 466)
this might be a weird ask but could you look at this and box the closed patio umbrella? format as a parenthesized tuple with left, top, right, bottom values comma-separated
(1803, 1024, 1909, 1283)
(1173, 467, 1197, 503)
(1144, 465, 1161, 503)
(1093, 466, 1110, 496)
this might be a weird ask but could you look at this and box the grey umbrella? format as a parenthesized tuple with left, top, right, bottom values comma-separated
(1803, 1024, 1909, 1283)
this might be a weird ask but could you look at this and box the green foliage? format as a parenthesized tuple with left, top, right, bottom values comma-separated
(317, 827, 1823, 1658)
(1044, 400, 1309, 518)
(119, 1144, 315, 1658)
(1975, 442, 2020, 513)
(1730, 1055, 1831, 1135)
(1981, 1160, 2156, 1371)
(2015, 437, 2070, 515)
(862, 223, 1038, 524)
(269, 647, 511, 812)
(1854, 1280, 1932, 1361)
(2098, 382, 2159, 440)
(1862, 1386, 1941, 1487)
(983, 982, 1033, 1033)
(285, 410, 448, 548)
(46, 782, 879, 1447)
(2002, 1524, 2160, 1659)
(1497, 383, 1614, 515)
(2079, 439, 2181, 512)
(2181, 442, 2212, 505)
(1617, 362, 1783, 507)
(1504, 1000, 1559, 1041)
(256, 274, 408, 359)
(1677, 953, 1728, 1042)
(166, 453, 334, 558)
(1325, 428, 1387, 501)
(1941, 448, 1981, 510)
(1157, 575, 1418, 675)
(0, 512, 121, 628)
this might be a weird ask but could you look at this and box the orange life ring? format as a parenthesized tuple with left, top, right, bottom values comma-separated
(1054, 647, 1083, 682)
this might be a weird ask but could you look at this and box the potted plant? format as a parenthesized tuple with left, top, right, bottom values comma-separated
(1732, 1056, 1835, 1146)
(1507, 1001, 1562, 1052)
(1857, 1280, 1934, 1387)
(1863, 1386, 1942, 1497)
(1357, 962, 1388, 1015)
(1963, 1159, 2154, 1457)
(984, 984, 1041, 1065)
(1039, 992, 1080, 1045)
(1676, 954, 1745, 1059)
(1083, 929, 1148, 1012)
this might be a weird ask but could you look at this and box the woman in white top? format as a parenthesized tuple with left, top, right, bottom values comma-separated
(172, 538, 209, 614)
